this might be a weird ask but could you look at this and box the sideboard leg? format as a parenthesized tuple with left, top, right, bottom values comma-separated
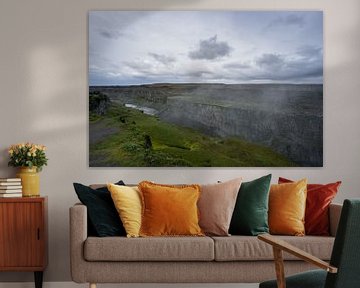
(34, 271, 43, 288)
(90, 283, 97, 288)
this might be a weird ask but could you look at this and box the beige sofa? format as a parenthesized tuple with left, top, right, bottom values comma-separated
(70, 203, 342, 287)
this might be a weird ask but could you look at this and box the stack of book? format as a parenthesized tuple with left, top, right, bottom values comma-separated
(0, 178, 22, 197)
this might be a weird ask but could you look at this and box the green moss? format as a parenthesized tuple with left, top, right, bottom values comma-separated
(89, 103, 296, 167)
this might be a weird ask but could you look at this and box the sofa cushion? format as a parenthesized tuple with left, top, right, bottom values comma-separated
(198, 178, 242, 236)
(108, 184, 142, 238)
(269, 179, 307, 236)
(139, 181, 203, 237)
(212, 236, 334, 261)
(279, 177, 341, 236)
(73, 181, 126, 237)
(84, 236, 214, 261)
(229, 174, 271, 236)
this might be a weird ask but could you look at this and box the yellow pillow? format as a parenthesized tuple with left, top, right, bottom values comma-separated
(138, 181, 204, 237)
(269, 179, 307, 236)
(107, 183, 142, 238)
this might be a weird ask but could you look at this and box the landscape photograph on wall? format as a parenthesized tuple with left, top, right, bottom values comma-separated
(89, 11, 323, 167)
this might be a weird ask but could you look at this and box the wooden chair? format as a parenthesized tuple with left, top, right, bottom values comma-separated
(258, 199, 360, 288)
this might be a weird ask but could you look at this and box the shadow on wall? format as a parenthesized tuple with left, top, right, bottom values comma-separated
(0, 149, 10, 178)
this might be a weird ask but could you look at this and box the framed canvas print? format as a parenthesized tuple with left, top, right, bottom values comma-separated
(89, 11, 323, 167)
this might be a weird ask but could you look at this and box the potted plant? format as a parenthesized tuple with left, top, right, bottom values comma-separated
(8, 142, 48, 197)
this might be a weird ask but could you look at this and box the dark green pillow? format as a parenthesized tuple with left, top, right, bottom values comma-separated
(73, 181, 126, 237)
(229, 174, 271, 236)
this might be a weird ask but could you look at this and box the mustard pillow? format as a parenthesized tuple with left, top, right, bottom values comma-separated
(107, 183, 142, 238)
(138, 181, 204, 237)
(269, 179, 307, 236)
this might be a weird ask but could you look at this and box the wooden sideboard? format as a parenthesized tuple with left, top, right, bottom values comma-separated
(0, 197, 48, 288)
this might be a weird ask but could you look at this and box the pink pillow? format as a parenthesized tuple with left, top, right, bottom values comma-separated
(198, 178, 242, 236)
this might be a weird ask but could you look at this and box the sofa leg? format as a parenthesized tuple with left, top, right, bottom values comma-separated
(89, 283, 96, 288)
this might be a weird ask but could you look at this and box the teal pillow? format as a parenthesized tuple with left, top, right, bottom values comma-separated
(229, 174, 271, 236)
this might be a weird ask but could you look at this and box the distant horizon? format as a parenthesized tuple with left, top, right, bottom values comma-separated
(89, 11, 323, 86)
(89, 81, 323, 87)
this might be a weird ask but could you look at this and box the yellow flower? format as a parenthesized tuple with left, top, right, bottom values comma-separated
(9, 142, 47, 168)
(37, 145, 46, 151)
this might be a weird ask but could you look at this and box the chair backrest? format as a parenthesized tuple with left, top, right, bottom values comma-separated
(325, 199, 360, 288)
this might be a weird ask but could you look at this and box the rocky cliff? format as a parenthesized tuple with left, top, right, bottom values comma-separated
(160, 96, 322, 166)
(89, 91, 110, 115)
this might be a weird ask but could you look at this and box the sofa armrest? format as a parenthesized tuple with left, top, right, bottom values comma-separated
(329, 203, 342, 237)
(69, 203, 88, 283)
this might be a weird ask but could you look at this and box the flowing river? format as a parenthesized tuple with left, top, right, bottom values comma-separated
(125, 104, 158, 116)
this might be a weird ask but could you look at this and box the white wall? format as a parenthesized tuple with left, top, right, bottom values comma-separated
(0, 0, 359, 283)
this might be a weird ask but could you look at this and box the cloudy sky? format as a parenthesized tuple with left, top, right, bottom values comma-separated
(89, 11, 323, 86)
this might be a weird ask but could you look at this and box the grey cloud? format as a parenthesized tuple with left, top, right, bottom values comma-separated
(285, 61, 323, 80)
(224, 62, 251, 69)
(284, 14, 305, 26)
(256, 53, 285, 69)
(189, 35, 232, 60)
(90, 11, 148, 39)
(291, 46, 323, 79)
(186, 70, 213, 78)
(296, 45, 322, 59)
(124, 61, 152, 72)
(176, 66, 213, 78)
(250, 51, 322, 83)
(297, 66, 323, 79)
(123, 60, 177, 80)
(99, 30, 123, 40)
(255, 68, 322, 82)
(267, 14, 305, 29)
(148, 53, 176, 65)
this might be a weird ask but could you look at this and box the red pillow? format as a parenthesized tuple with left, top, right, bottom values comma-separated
(278, 177, 341, 236)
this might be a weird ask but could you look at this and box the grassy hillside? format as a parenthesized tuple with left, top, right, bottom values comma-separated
(89, 103, 296, 167)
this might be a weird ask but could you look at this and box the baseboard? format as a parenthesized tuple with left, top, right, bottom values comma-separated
(0, 282, 259, 288)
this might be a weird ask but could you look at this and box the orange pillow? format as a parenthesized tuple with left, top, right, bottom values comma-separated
(138, 181, 204, 237)
(278, 177, 341, 236)
(269, 179, 307, 236)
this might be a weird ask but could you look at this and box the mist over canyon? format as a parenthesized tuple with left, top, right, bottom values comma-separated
(90, 83, 323, 167)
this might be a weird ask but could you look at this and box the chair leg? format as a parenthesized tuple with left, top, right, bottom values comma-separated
(89, 283, 97, 288)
